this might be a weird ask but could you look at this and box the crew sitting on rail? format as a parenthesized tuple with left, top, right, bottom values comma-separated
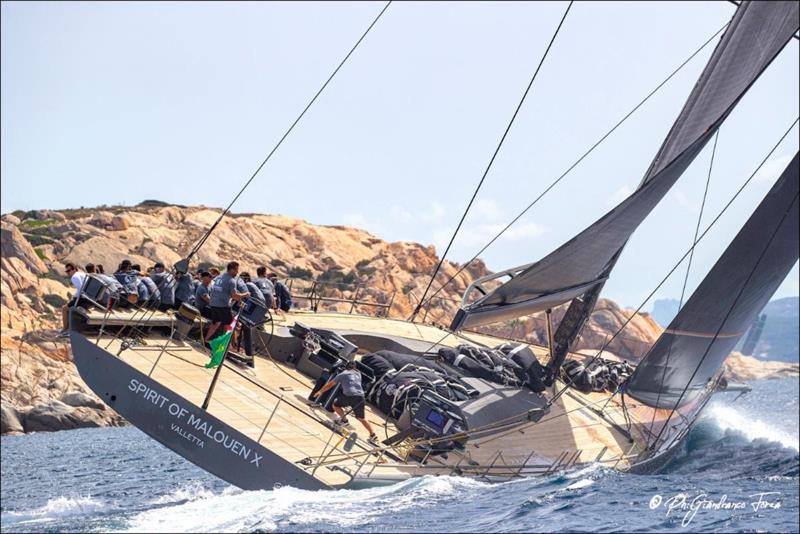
(204, 261, 249, 341)
(92, 264, 125, 302)
(58, 262, 89, 337)
(313, 361, 379, 446)
(150, 262, 176, 312)
(194, 271, 214, 320)
(129, 265, 150, 305)
(114, 259, 140, 307)
(132, 264, 161, 309)
(253, 266, 275, 309)
(268, 273, 292, 312)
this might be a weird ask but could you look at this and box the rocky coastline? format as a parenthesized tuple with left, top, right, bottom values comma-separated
(1, 204, 796, 435)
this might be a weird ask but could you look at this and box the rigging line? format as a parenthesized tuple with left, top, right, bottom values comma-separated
(545, 117, 799, 408)
(417, 21, 730, 312)
(410, 0, 575, 321)
(184, 1, 392, 262)
(646, 129, 718, 442)
(649, 190, 799, 452)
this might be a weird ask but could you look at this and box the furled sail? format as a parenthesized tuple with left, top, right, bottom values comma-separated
(450, 1, 800, 331)
(626, 153, 799, 409)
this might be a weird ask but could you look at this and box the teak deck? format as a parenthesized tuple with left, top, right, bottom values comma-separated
(85, 308, 660, 486)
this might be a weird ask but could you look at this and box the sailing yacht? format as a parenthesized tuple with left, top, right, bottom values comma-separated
(68, 1, 798, 490)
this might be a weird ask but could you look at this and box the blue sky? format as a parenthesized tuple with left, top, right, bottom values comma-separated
(2, 1, 798, 308)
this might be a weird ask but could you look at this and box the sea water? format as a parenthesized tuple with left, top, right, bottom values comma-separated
(1, 377, 798, 533)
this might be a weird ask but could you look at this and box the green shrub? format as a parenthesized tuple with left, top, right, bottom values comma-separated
(19, 219, 54, 229)
(358, 267, 377, 277)
(402, 284, 415, 295)
(34, 248, 48, 261)
(319, 268, 357, 286)
(21, 233, 54, 247)
(43, 294, 67, 308)
(137, 199, 171, 207)
(355, 259, 370, 269)
(42, 270, 67, 283)
(288, 266, 313, 280)
(270, 258, 287, 268)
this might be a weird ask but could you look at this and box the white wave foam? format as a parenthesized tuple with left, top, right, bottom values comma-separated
(564, 478, 594, 491)
(149, 481, 234, 505)
(121, 476, 487, 533)
(564, 462, 606, 480)
(708, 404, 799, 451)
(1, 495, 106, 526)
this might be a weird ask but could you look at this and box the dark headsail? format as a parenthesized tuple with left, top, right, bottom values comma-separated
(450, 1, 800, 332)
(626, 153, 799, 408)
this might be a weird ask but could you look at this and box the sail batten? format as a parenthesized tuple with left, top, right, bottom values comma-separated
(626, 154, 800, 409)
(451, 0, 800, 332)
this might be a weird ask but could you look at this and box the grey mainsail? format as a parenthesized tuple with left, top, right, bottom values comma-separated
(626, 153, 799, 409)
(450, 1, 800, 332)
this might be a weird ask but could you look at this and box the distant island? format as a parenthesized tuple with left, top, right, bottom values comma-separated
(650, 296, 799, 363)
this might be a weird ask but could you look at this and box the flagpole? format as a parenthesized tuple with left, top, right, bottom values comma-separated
(201, 312, 239, 411)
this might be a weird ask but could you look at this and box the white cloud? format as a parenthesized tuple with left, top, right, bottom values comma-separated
(502, 222, 547, 240)
(429, 201, 446, 221)
(669, 188, 699, 213)
(473, 198, 502, 220)
(607, 185, 633, 206)
(390, 205, 414, 223)
(341, 213, 385, 234)
(433, 221, 547, 251)
(389, 200, 448, 225)
(754, 154, 793, 184)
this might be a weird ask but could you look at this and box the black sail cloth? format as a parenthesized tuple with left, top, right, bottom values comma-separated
(451, 1, 800, 331)
(627, 154, 800, 408)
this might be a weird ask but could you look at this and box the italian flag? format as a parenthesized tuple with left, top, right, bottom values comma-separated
(205, 315, 238, 369)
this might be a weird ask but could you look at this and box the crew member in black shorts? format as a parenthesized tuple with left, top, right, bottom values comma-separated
(204, 261, 249, 342)
(313, 361, 378, 445)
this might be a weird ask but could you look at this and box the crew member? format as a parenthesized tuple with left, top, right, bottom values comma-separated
(194, 271, 214, 320)
(268, 273, 292, 312)
(114, 259, 140, 307)
(254, 266, 275, 308)
(313, 361, 378, 445)
(205, 261, 249, 341)
(240, 272, 266, 304)
(174, 269, 195, 309)
(133, 264, 160, 308)
(59, 262, 89, 337)
(150, 262, 176, 312)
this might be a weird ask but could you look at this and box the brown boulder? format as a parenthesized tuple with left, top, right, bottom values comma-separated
(110, 215, 130, 231)
(89, 211, 115, 228)
(1, 214, 21, 225)
(61, 391, 106, 410)
(1, 402, 24, 434)
(1, 222, 47, 275)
